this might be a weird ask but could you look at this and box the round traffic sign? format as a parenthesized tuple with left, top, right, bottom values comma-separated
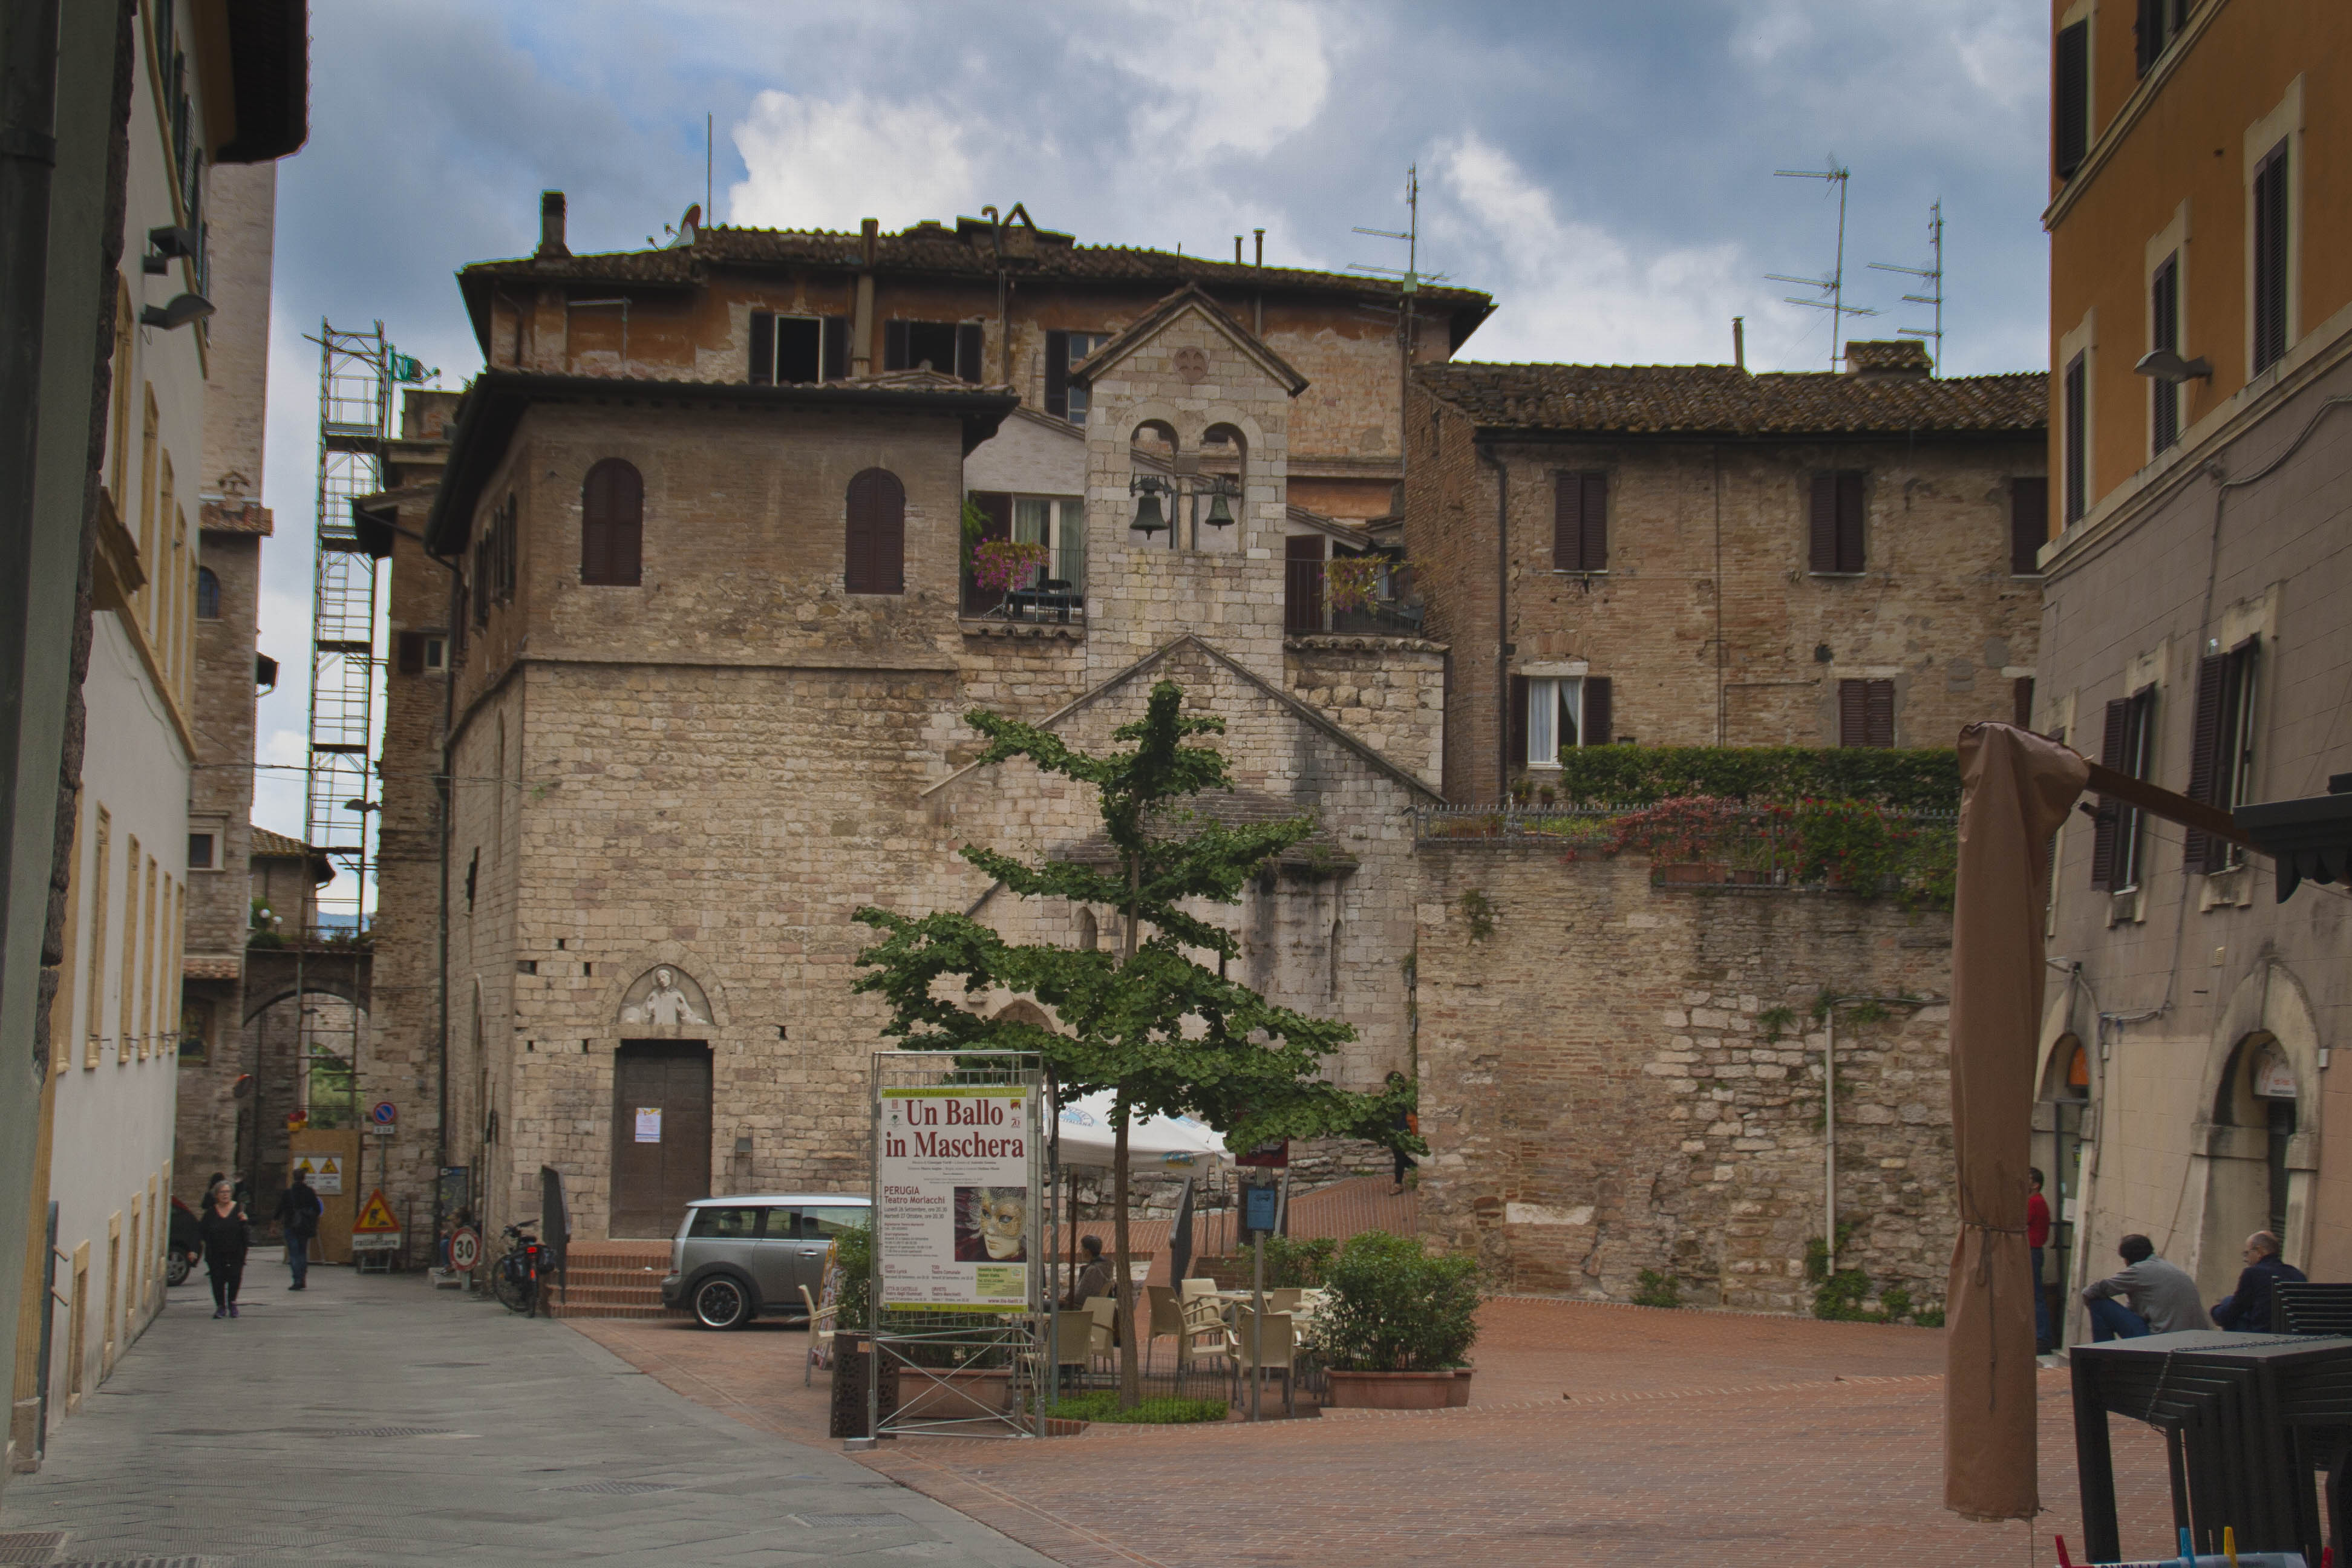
(449, 1226, 481, 1272)
(370, 1101, 397, 1125)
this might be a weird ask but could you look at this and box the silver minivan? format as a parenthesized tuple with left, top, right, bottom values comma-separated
(659, 1194, 869, 1330)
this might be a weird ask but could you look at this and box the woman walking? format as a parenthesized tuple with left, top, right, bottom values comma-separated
(198, 1180, 250, 1319)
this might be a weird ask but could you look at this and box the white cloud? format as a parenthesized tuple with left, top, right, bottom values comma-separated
(727, 91, 975, 231)
(1426, 133, 1756, 367)
(1068, 0, 1331, 158)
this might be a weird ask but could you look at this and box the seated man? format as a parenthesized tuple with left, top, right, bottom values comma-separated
(2082, 1233, 2206, 1340)
(2212, 1230, 2307, 1331)
(1060, 1233, 1114, 1310)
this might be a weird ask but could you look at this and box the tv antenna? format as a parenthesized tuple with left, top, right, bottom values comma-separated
(1768, 163, 1878, 370)
(1351, 164, 1450, 475)
(1869, 198, 1944, 370)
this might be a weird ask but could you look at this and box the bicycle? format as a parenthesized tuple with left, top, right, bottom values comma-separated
(491, 1221, 553, 1317)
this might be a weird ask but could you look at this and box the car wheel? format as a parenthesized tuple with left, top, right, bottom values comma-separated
(693, 1275, 751, 1330)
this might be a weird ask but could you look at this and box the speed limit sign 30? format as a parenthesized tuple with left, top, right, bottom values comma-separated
(448, 1226, 482, 1272)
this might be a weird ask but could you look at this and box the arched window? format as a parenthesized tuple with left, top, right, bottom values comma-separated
(845, 468, 906, 594)
(1076, 908, 1097, 951)
(195, 567, 220, 620)
(581, 459, 643, 586)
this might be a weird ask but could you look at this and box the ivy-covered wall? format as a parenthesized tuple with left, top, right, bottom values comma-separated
(1413, 843, 1956, 1317)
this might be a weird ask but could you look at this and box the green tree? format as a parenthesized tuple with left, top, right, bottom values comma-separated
(855, 679, 1416, 1405)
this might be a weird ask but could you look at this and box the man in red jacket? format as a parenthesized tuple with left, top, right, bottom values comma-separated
(2028, 1168, 2054, 1353)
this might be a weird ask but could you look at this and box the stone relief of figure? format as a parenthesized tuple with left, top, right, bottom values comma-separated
(619, 964, 710, 1027)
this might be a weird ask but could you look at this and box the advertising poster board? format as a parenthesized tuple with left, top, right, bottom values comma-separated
(875, 1085, 1033, 1312)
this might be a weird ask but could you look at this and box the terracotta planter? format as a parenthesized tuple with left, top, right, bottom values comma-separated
(894, 1366, 1012, 1423)
(1325, 1369, 1471, 1410)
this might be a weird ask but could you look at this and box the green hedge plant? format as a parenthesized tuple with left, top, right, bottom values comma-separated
(1549, 746, 1959, 811)
(1319, 1230, 1480, 1373)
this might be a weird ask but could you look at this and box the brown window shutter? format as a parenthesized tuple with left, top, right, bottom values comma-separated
(2183, 653, 2228, 871)
(1583, 677, 1612, 745)
(962, 491, 1013, 615)
(2055, 22, 2089, 177)
(883, 319, 910, 372)
(2253, 143, 2290, 373)
(1044, 329, 1070, 418)
(955, 322, 985, 382)
(1552, 472, 1580, 570)
(1509, 675, 1529, 769)
(2089, 696, 2131, 889)
(2134, 0, 2163, 74)
(1836, 472, 1867, 573)
(846, 468, 906, 594)
(748, 310, 774, 385)
(821, 316, 849, 381)
(1284, 534, 1325, 633)
(2013, 675, 2036, 730)
(1865, 679, 1895, 747)
(1838, 679, 1867, 746)
(1581, 474, 1609, 573)
(396, 632, 424, 676)
(2010, 477, 2048, 575)
(1809, 473, 1838, 572)
(581, 459, 643, 587)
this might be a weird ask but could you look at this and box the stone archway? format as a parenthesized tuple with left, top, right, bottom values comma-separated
(2191, 964, 2323, 1286)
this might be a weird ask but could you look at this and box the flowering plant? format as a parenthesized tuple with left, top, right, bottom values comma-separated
(970, 539, 1048, 592)
(1325, 556, 1384, 613)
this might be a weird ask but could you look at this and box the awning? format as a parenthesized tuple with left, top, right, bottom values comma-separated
(1050, 1091, 1229, 1172)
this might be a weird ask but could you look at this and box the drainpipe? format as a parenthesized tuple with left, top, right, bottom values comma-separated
(432, 535, 460, 1255)
(851, 218, 877, 375)
(1476, 442, 1509, 803)
(0, 0, 59, 1048)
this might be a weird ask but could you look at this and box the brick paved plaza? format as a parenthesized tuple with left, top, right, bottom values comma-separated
(575, 1296, 2187, 1568)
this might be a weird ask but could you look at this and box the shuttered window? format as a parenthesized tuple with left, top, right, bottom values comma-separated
(2010, 477, 2049, 576)
(1808, 471, 1866, 574)
(748, 310, 774, 385)
(397, 632, 425, 676)
(2151, 253, 2181, 453)
(1837, 679, 1895, 748)
(844, 468, 906, 595)
(581, 460, 644, 586)
(1515, 676, 1612, 767)
(2062, 356, 2088, 524)
(2013, 675, 2037, 731)
(1552, 472, 1608, 573)
(751, 312, 848, 385)
(2054, 21, 2089, 179)
(2184, 640, 2258, 873)
(2253, 140, 2290, 374)
(885, 321, 986, 382)
(2089, 687, 2155, 891)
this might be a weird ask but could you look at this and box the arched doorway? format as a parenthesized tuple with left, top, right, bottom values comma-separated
(2034, 1033, 2089, 1347)
(2201, 1032, 2298, 1263)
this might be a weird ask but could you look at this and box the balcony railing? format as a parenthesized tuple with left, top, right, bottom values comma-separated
(1285, 558, 1427, 638)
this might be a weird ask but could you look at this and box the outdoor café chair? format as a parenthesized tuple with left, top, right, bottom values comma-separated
(1148, 1284, 1223, 1371)
(1228, 1310, 1297, 1417)
(1180, 1276, 1219, 1302)
(1084, 1295, 1120, 1357)
(1053, 1310, 1098, 1388)
(796, 1285, 838, 1387)
(1266, 1288, 1305, 1315)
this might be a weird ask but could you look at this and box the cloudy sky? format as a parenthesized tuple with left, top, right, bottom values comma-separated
(248, 0, 2053, 844)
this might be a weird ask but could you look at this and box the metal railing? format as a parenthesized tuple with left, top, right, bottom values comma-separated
(1284, 558, 1427, 638)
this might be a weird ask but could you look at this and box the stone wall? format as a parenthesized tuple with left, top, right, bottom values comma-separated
(1414, 844, 1955, 1314)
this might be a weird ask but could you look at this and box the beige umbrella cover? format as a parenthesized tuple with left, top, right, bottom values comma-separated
(1944, 723, 2086, 1521)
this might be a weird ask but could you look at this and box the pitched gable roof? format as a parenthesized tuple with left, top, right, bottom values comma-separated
(1414, 361, 2047, 437)
(1067, 284, 1310, 398)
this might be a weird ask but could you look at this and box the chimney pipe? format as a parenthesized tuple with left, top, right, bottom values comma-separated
(538, 191, 569, 259)
(861, 216, 878, 267)
(1733, 315, 1745, 372)
(1253, 229, 1264, 266)
(1235, 235, 1243, 264)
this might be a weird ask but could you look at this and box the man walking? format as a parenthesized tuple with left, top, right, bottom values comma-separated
(2081, 1233, 2204, 1340)
(276, 1166, 323, 1290)
(2212, 1230, 2306, 1331)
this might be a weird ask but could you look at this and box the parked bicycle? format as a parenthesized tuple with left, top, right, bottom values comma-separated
(491, 1221, 553, 1317)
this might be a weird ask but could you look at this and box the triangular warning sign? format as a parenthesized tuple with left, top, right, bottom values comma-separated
(353, 1189, 400, 1233)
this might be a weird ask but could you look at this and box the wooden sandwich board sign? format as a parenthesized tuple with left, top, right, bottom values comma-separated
(350, 1188, 402, 1252)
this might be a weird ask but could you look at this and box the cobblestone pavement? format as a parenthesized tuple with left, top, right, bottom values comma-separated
(0, 1264, 1053, 1566)
(578, 1298, 2182, 1568)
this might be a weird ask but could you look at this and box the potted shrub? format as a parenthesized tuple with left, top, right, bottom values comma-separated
(1318, 1230, 1480, 1410)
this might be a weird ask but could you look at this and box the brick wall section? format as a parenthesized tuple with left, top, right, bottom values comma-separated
(1414, 846, 1955, 1313)
(1405, 376, 2046, 802)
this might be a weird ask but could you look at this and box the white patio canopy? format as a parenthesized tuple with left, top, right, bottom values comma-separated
(1050, 1091, 1230, 1173)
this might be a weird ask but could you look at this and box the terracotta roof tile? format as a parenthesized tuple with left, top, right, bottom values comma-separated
(249, 825, 318, 858)
(1414, 359, 2047, 437)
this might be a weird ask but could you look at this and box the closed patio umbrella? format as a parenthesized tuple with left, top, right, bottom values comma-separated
(1943, 724, 2085, 1521)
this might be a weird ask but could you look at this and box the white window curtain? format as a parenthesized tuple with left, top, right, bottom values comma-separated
(1527, 677, 1583, 766)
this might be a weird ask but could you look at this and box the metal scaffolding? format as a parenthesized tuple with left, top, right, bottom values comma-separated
(298, 319, 393, 1123)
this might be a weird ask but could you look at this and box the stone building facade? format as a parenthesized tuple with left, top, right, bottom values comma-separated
(1413, 844, 1956, 1313)
(1405, 343, 2049, 803)
(366, 269, 1451, 1250)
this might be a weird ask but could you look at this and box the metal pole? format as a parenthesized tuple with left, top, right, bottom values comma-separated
(1250, 1229, 1264, 1423)
(1824, 1006, 1837, 1270)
